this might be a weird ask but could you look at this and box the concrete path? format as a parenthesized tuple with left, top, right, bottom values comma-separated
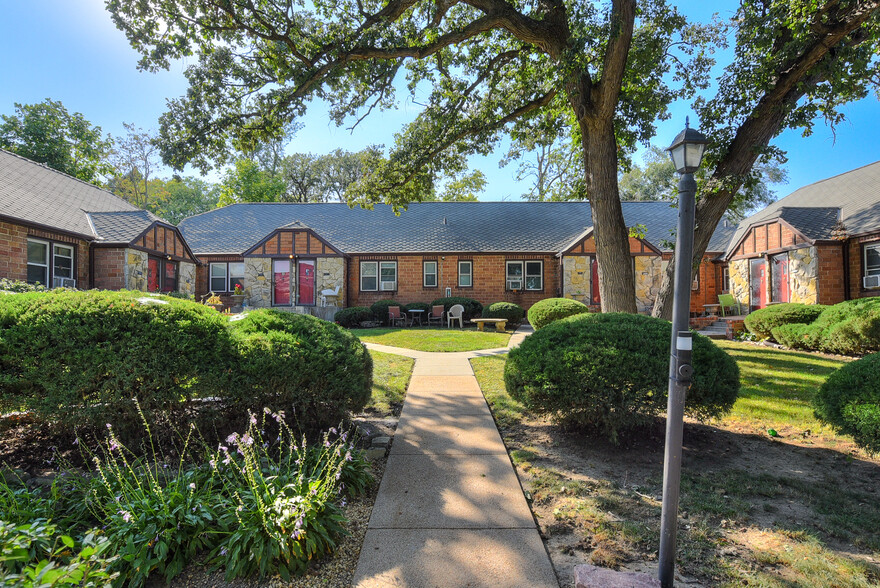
(352, 325, 558, 588)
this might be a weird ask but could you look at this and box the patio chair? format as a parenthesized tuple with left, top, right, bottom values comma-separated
(388, 305, 407, 327)
(427, 304, 445, 326)
(718, 293, 742, 317)
(447, 304, 464, 329)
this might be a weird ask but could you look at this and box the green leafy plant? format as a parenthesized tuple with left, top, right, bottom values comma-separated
(769, 299, 880, 355)
(526, 297, 589, 329)
(744, 303, 826, 340)
(0, 279, 47, 293)
(481, 302, 524, 326)
(334, 306, 375, 328)
(430, 297, 483, 320)
(505, 313, 739, 443)
(814, 353, 880, 454)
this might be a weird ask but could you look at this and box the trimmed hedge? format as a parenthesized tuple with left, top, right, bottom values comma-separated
(769, 299, 880, 355)
(404, 302, 431, 314)
(526, 297, 590, 329)
(482, 302, 524, 326)
(769, 323, 809, 349)
(335, 306, 374, 328)
(227, 310, 372, 431)
(431, 297, 483, 320)
(744, 303, 827, 340)
(370, 299, 403, 324)
(505, 313, 740, 443)
(814, 353, 880, 454)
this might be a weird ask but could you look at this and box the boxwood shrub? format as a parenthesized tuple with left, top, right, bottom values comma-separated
(526, 297, 590, 329)
(769, 323, 810, 349)
(744, 303, 827, 340)
(404, 302, 431, 314)
(504, 313, 740, 443)
(767, 299, 880, 355)
(431, 297, 483, 320)
(334, 306, 375, 328)
(227, 310, 372, 432)
(814, 353, 880, 453)
(482, 302, 524, 326)
(370, 299, 403, 324)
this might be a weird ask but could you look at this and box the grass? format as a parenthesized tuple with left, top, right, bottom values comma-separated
(364, 350, 414, 417)
(351, 327, 511, 352)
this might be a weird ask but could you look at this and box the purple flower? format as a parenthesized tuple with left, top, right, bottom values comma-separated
(250, 414, 257, 426)
(189, 482, 196, 490)
(345, 451, 352, 462)
(209, 459, 217, 469)
(106, 423, 112, 429)
(109, 439, 120, 452)
(241, 433, 253, 447)
(73, 438, 79, 446)
(119, 510, 132, 523)
(226, 432, 239, 444)
(221, 547, 228, 556)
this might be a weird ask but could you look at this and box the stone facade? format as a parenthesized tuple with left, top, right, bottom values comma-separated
(788, 246, 818, 304)
(561, 256, 590, 304)
(634, 256, 663, 313)
(730, 258, 750, 309)
(316, 257, 345, 306)
(123, 248, 149, 291)
(178, 261, 196, 296)
(244, 258, 273, 307)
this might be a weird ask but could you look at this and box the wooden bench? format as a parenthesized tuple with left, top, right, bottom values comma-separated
(470, 318, 507, 332)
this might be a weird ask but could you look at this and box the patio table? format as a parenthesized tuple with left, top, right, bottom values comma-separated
(408, 309, 425, 326)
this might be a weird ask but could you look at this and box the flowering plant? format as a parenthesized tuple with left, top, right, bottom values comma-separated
(233, 283, 244, 295)
(206, 292, 222, 305)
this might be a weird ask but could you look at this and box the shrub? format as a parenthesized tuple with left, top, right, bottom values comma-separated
(744, 303, 827, 340)
(335, 306, 375, 328)
(0, 290, 231, 438)
(0, 278, 46, 293)
(526, 297, 589, 329)
(430, 297, 483, 320)
(504, 313, 740, 442)
(799, 298, 880, 355)
(482, 302, 524, 326)
(370, 299, 403, 323)
(227, 310, 372, 431)
(404, 302, 431, 314)
(770, 323, 810, 349)
(814, 353, 880, 453)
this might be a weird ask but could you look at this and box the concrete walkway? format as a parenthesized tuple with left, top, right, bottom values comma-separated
(352, 326, 558, 587)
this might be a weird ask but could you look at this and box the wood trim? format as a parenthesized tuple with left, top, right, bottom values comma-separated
(243, 228, 344, 257)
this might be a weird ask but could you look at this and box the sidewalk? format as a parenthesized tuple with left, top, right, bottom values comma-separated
(352, 325, 557, 587)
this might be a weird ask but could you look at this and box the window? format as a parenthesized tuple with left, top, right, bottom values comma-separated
(26, 239, 49, 285)
(423, 261, 438, 288)
(380, 261, 397, 291)
(148, 257, 177, 292)
(721, 266, 730, 293)
(360, 261, 378, 291)
(210, 262, 245, 292)
(770, 253, 790, 303)
(229, 262, 245, 292)
(506, 261, 543, 291)
(866, 243, 880, 277)
(210, 263, 227, 292)
(53, 245, 73, 281)
(273, 259, 291, 305)
(458, 261, 472, 288)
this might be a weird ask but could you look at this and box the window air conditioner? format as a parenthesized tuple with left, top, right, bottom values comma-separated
(864, 275, 880, 289)
(53, 277, 76, 288)
(380, 281, 396, 291)
(507, 280, 522, 290)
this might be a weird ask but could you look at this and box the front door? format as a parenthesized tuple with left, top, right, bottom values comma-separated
(297, 260, 315, 306)
(750, 258, 767, 310)
(771, 253, 789, 303)
(273, 259, 291, 305)
(590, 256, 600, 306)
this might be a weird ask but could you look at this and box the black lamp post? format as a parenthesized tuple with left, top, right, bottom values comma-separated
(658, 118, 708, 588)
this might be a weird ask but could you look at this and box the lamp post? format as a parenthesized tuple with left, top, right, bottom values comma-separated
(658, 118, 708, 588)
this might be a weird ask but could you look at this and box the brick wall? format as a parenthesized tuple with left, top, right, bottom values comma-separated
(689, 257, 723, 314)
(816, 243, 846, 305)
(849, 234, 880, 299)
(92, 248, 125, 290)
(0, 220, 90, 286)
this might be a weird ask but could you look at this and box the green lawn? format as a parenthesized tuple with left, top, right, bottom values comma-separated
(364, 350, 414, 417)
(351, 327, 511, 352)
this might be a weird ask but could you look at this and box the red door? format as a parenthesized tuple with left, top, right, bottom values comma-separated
(147, 258, 160, 292)
(273, 260, 290, 305)
(297, 260, 315, 306)
(590, 257, 600, 306)
(750, 258, 767, 310)
(771, 254, 789, 303)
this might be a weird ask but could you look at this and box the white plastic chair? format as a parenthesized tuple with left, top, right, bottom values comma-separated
(447, 304, 464, 328)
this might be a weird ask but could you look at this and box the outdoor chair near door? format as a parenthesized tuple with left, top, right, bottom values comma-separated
(447, 304, 464, 328)
(427, 304, 445, 326)
(718, 293, 743, 317)
(388, 305, 407, 327)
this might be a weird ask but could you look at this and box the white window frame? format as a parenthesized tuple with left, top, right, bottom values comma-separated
(360, 261, 378, 291)
(209, 262, 228, 292)
(525, 260, 543, 291)
(26, 238, 50, 285)
(506, 261, 523, 291)
(228, 262, 246, 292)
(458, 260, 472, 288)
(866, 243, 880, 277)
(380, 261, 397, 291)
(423, 260, 438, 288)
(52, 244, 74, 281)
(721, 265, 730, 293)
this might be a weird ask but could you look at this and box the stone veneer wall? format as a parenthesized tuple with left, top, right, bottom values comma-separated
(178, 261, 196, 296)
(561, 256, 590, 304)
(788, 246, 818, 304)
(244, 258, 273, 308)
(124, 248, 149, 291)
(634, 256, 663, 313)
(730, 259, 750, 310)
(316, 257, 345, 305)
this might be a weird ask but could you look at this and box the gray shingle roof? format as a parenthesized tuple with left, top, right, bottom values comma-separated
(726, 160, 880, 257)
(0, 148, 141, 238)
(87, 210, 164, 244)
(180, 201, 734, 256)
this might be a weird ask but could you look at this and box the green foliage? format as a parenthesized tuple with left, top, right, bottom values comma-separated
(147, 176, 219, 224)
(481, 302, 525, 325)
(227, 310, 372, 431)
(0, 279, 46, 293)
(430, 297, 483, 320)
(744, 303, 827, 340)
(504, 313, 739, 442)
(814, 353, 880, 454)
(0, 99, 113, 184)
(404, 302, 431, 313)
(770, 299, 880, 356)
(218, 158, 287, 206)
(526, 297, 590, 329)
(334, 306, 375, 328)
(769, 323, 809, 349)
(370, 299, 403, 324)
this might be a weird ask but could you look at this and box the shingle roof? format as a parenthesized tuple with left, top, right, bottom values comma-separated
(0, 148, 141, 238)
(87, 210, 164, 244)
(179, 201, 734, 256)
(726, 160, 880, 257)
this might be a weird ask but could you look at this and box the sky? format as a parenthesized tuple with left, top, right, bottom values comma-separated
(1, 0, 878, 203)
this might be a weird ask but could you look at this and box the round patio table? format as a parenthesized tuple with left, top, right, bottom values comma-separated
(408, 309, 425, 326)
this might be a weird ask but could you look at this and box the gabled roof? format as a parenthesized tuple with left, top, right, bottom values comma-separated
(726, 160, 880, 257)
(179, 201, 735, 256)
(87, 210, 166, 244)
(0, 148, 142, 239)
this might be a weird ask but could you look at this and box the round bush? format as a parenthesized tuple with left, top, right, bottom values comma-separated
(404, 302, 431, 314)
(770, 323, 810, 349)
(800, 298, 880, 355)
(335, 306, 375, 328)
(227, 310, 372, 431)
(504, 313, 740, 443)
(0, 290, 230, 437)
(526, 297, 590, 329)
(814, 353, 880, 453)
(482, 302, 524, 325)
(370, 299, 403, 323)
(744, 303, 827, 340)
(431, 297, 483, 320)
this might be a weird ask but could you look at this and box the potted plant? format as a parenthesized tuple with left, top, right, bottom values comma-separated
(205, 292, 224, 312)
(230, 283, 246, 312)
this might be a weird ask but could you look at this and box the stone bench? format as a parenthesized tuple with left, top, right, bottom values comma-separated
(469, 318, 507, 332)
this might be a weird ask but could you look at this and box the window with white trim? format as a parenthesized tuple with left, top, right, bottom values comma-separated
(53, 245, 73, 281)
(458, 261, 472, 287)
(229, 262, 245, 291)
(423, 260, 437, 287)
(506, 260, 543, 291)
(210, 263, 227, 292)
(27, 239, 49, 285)
(379, 261, 397, 291)
(866, 243, 880, 277)
(360, 261, 378, 291)
(210, 262, 246, 292)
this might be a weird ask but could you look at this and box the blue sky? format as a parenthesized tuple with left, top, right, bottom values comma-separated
(1, 0, 878, 202)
